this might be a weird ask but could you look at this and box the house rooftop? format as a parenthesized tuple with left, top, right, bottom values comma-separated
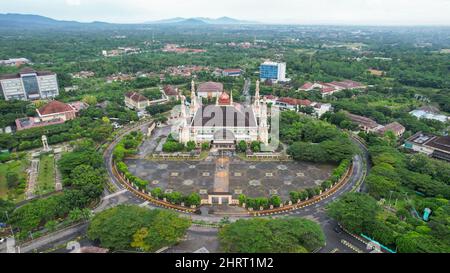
(163, 85, 179, 96)
(346, 112, 379, 129)
(377, 122, 405, 135)
(125, 92, 148, 102)
(277, 97, 312, 106)
(197, 82, 224, 93)
(407, 132, 450, 153)
(37, 101, 74, 116)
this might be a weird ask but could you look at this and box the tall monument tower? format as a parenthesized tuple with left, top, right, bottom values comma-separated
(42, 135, 50, 152)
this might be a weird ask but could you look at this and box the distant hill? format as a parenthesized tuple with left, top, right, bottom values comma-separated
(0, 13, 110, 28)
(173, 18, 209, 26)
(0, 13, 259, 29)
(146, 16, 258, 25)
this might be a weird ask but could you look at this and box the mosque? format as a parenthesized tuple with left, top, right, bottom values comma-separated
(178, 80, 269, 150)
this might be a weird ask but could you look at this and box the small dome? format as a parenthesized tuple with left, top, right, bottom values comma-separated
(218, 91, 231, 105)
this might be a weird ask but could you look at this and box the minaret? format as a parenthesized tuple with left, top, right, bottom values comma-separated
(254, 80, 261, 117)
(255, 80, 260, 102)
(260, 97, 268, 126)
(258, 97, 269, 145)
(179, 96, 190, 143)
(180, 96, 187, 121)
(190, 79, 197, 116)
(230, 90, 233, 105)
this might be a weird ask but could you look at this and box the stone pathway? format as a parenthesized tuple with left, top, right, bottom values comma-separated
(26, 159, 39, 199)
(54, 153, 63, 191)
(213, 155, 230, 193)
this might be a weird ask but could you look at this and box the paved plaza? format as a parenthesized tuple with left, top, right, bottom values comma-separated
(125, 156, 334, 199)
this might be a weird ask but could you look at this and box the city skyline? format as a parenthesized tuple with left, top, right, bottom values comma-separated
(1, 0, 450, 26)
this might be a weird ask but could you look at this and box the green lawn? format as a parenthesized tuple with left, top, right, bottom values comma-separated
(0, 158, 29, 202)
(36, 154, 55, 195)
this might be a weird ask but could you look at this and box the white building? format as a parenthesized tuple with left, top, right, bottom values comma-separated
(178, 80, 269, 150)
(260, 61, 288, 83)
(409, 108, 449, 123)
(0, 58, 31, 67)
(0, 68, 59, 101)
(311, 102, 333, 118)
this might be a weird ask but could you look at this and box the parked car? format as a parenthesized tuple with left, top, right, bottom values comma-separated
(333, 225, 343, 234)
(0, 237, 6, 244)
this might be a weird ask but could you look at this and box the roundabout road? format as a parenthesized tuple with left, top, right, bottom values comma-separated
(101, 122, 372, 253)
(102, 121, 370, 219)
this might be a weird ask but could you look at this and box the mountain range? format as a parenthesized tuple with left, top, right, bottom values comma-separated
(0, 13, 110, 28)
(0, 13, 259, 29)
(146, 17, 259, 25)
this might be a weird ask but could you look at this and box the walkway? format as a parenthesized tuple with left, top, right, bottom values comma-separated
(26, 159, 39, 200)
(213, 155, 230, 193)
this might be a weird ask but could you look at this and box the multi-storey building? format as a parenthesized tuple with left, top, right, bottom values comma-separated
(260, 61, 287, 83)
(0, 68, 59, 101)
(404, 132, 450, 162)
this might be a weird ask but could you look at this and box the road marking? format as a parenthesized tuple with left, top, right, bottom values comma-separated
(102, 189, 127, 200)
(340, 240, 363, 253)
(139, 201, 150, 207)
(330, 248, 339, 253)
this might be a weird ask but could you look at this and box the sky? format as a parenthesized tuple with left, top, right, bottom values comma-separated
(1, 0, 450, 25)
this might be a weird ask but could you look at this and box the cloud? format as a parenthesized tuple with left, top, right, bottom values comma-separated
(66, 0, 81, 6)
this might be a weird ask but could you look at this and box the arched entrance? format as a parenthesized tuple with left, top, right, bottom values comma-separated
(212, 129, 236, 150)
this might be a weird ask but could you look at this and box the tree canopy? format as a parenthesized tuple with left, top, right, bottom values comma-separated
(87, 205, 191, 251)
(218, 218, 325, 253)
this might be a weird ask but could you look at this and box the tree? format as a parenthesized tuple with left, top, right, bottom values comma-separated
(250, 141, 261, 153)
(0, 134, 17, 150)
(201, 142, 210, 151)
(185, 141, 196, 152)
(82, 95, 97, 105)
(58, 149, 103, 178)
(44, 220, 58, 232)
(88, 205, 190, 251)
(327, 193, 380, 234)
(288, 142, 327, 162)
(6, 172, 19, 189)
(219, 218, 325, 253)
(0, 200, 14, 223)
(237, 140, 247, 153)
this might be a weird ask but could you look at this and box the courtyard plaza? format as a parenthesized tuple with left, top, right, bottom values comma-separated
(124, 155, 334, 200)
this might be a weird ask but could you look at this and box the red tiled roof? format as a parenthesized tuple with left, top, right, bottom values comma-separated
(346, 112, 379, 129)
(198, 82, 223, 93)
(378, 122, 405, 135)
(125, 92, 148, 102)
(265, 95, 278, 100)
(277, 97, 312, 106)
(330, 80, 364, 89)
(163, 85, 178, 96)
(223, 69, 242, 73)
(38, 100, 74, 116)
(300, 82, 314, 90)
(321, 87, 337, 94)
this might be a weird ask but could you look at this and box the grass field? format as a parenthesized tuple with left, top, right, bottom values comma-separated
(36, 154, 55, 195)
(0, 158, 29, 202)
